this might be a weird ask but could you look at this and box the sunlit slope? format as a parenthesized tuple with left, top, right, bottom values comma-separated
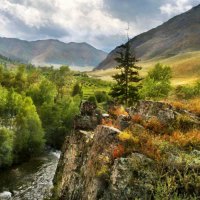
(89, 51, 200, 86)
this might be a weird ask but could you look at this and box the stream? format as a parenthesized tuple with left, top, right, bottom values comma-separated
(0, 150, 60, 200)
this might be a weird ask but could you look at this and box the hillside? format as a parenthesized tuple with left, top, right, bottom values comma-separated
(0, 38, 107, 68)
(96, 4, 200, 70)
(90, 51, 200, 86)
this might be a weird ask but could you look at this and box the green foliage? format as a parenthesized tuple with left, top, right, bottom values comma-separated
(94, 91, 109, 103)
(140, 63, 172, 100)
(175, 80, 200, 99)
(14, 66, 27, 92)
(0, 64, 112, 168)
(71, 82, 83, 97)
(27, 79, 57, 106)
(110, 40, 142, 105)
(14, 97, 45, 159)
(0, 128, 14, 167)
(88, 95, 97, 106)
(75, 75, 111, 100)
(40, 96, 80, 148)
(49, 65, 73, 98)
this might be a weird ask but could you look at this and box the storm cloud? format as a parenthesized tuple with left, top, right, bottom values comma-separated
(0, 0, 199, 51)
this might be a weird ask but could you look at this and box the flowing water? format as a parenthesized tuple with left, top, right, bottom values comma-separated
(0, 150, 60, 200)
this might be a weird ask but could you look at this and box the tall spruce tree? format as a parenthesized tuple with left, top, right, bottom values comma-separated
(110, 39, 142, 106)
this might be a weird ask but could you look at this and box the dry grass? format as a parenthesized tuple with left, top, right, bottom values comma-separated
(108, 105, 128, 117)
(169, 98, 200, 115)
(117, 128, 200, 161)
(88, 51, 200, 86)
(144, 116, 164, 133)
(164, 129, 200, 149)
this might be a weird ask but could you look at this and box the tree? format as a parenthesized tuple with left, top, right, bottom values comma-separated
(27, 79, 57, 107)
(140, 63, 172, 100)
(14, 97, 45, 160)
(14, 65, 27, 92)
(110, 39, 142, 106)
(50, 66, 73, 99)
(0, 128, 14, 168)
(71, 82, 83, 97)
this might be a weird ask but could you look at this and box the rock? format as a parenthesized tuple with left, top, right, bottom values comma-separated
(102, 113, 109, 118)
(52, 125, 121, 200)
(110, 153, 155, 200)
(130, 123, 146, 134)
(74, 115, 100, 130)
(128, 100, 200, 132)
(115, 114, 131, 131)
(74, 101, 102, 130)
(52, 100, 200, 200)
(80, 101, 97, 116)
(0, 191, 12, 199)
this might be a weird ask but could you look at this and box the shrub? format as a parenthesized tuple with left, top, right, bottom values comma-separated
(96, 165, 109, 179)
(176, 115, 195, 132)
(94, 91, 109, 103)
(108, 106, 128, 118)
(132, 114, 143, 124)
(167, 130, 200, 150)
(175, 80, 200, 99)
(118, 131, 139, 144)
(144, 116, 164, 133)
(102, 118, 114, 127)
(71, 82, 83, 97)
(87, 95, 97, 106)
(140, 63, 172, 100)
(112, 144, 125, 159)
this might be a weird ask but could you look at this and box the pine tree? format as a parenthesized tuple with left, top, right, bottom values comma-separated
(110, 39, 142, 106)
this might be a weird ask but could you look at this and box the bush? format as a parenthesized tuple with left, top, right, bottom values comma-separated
(140, 63, 172, 100)
(175, 80, 200, 99)
(87, 95, 97, 106)
(94, 91, 109, 103)
(71, 82, 83, 97)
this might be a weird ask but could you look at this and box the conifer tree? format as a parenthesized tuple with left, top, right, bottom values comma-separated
(110, 39, 142, 106)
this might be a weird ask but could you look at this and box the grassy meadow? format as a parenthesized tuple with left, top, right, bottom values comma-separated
(89, 51, 200, 86)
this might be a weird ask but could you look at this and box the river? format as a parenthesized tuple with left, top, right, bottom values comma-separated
(0, 150, 60, 200)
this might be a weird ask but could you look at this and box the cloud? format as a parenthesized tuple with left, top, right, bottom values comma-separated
(0, 0, 199, 51)
(160, 0, 194, 16)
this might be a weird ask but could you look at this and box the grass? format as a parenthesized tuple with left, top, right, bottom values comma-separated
(88, 51, 200, 86)
(167, 98, 200, 116)
(75, 75, 112, 99)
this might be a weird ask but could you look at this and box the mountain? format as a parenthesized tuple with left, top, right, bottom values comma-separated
(0, 38, 107, 68)
(96, 4, 200, 70)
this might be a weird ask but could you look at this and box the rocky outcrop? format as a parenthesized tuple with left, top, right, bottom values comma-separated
(128, 100, 200, 132)
(52, 101, 200, 200)
(74, 101, 102, 130)
(53, 124, 158, 200)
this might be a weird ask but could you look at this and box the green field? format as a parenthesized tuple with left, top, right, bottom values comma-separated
(75, 74, 112, 99)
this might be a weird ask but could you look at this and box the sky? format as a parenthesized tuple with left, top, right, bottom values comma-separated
(0, 0, 199, 52)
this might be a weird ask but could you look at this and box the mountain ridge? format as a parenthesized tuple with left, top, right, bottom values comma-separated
(96, 4, 200, 70)
(0, 37, 107, 68)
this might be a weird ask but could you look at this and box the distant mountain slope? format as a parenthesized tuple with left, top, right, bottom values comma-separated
(0, 38, 107, 67)
(96, 4, 200, 70)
